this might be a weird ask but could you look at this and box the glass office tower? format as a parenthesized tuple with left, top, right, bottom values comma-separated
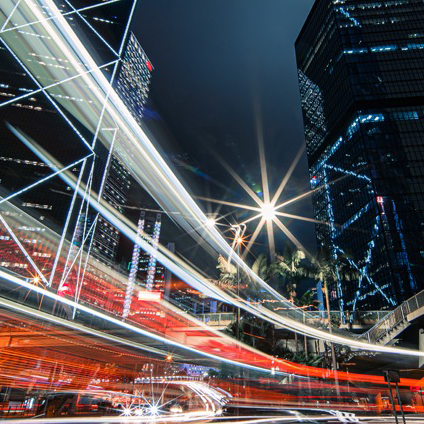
(0, 0, 137, 282)
(92, 32, 153, 266)
(296, 0, 424, 313)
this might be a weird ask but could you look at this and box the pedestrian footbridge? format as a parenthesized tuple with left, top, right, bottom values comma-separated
(359, 289, 424, 345)
(198, 290, 424, 347)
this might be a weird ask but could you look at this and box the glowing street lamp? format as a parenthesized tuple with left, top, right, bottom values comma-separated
(150, 405, 159, 415)
(230, 224, 247, 341)
(260, 203, 276, 221)
(205, 217, 216, 227)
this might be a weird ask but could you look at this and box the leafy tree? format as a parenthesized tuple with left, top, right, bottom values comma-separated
(225, 314, 272, 352)
(306, 247, 357, 320)
(298, 288, 320, 310)
(303, 247, 358, 369)
(274, 340, 323, 366)
(207, 368, 219, 378)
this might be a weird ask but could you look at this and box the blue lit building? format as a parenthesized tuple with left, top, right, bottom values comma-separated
(296, 0, 424, 313)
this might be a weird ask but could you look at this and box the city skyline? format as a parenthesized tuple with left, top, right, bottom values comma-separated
(1, 0, 424, 420)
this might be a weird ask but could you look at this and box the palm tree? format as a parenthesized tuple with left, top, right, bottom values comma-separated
(309, 248, 357, 324)
(265, 245, 308, 354)
(216, 254, 238, 290)
(251, 253, 270, 282)
(268, 245, 307, 302)
(307, 247, 357, 371)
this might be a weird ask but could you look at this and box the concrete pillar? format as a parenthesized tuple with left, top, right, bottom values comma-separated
(419, 328, 424, 368)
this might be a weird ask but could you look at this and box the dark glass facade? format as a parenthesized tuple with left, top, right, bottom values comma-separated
(296, 0, 424, 313)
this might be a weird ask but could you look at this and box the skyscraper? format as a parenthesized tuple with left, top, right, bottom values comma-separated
(296, 0, 424, 314)
(91, 32, 153, 266)
(116, 32, 153, 127)
(0, 0, 166, 324)
(0, 0, 139, 285)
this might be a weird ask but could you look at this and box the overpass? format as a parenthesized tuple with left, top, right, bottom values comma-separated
(359, 289, 424, 345)
(197, 310, 390, 331)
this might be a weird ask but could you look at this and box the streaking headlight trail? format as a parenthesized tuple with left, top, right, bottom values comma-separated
(1, 0, 424, 361)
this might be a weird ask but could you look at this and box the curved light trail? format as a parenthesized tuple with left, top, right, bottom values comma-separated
(9, 129, 424, 362)
(1, 0, 424, 365)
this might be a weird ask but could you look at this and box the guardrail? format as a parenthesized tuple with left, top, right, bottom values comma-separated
(360, 289, 424, 344)
(197, 310, 388, 329)
(275, 310, 389, 327)
(197, 313, 236, 327)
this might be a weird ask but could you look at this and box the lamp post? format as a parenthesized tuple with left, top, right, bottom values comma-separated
(231, 224, 246, 341)
(204, 216, 247, 341)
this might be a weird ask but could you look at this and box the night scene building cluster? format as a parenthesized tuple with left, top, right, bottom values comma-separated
(1, 0, 424, 417)
(0, 0, 167, 313)
(0, 0, 218, 321)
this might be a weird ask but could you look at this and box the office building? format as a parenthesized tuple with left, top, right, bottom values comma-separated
(115, 32, 153, 127)
(91, 32, 153, 266)
(0, 0, 140, 282)
(296, 0, 424, 313)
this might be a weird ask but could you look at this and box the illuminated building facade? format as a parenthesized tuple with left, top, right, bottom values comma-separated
(0, 0, 157, 289)
(91, 32, 153, 266)
(296, 0, 424, 314)
(136, 212, 165, 292)
(0, 45, 89, 233)
(116, 32, 153, 127)
(91, 157, 131, 265)
(0, 0, 139, 281)
(123, 210, 165, 316)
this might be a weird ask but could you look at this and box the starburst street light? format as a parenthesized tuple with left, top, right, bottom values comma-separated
(149, 405, 159, 416)
(260, 203, 276, 221)
(197, 96, 336, 260)
(193, 91, 322, 260)
(198, 143, 312, 259)
(205, 217, 216, 227)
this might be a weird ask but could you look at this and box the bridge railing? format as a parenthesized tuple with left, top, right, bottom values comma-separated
(360, 288, 424, 343)
(277, 310, 389, 327)
(198, 313, 236, 327)
(197, 310, 388, 329)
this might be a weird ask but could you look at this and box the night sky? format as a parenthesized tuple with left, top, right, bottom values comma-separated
(132, 0, 316, 259)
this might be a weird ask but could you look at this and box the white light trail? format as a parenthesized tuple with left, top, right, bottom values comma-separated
(0, 269, 302, 374)
(0, 151, 93, 206)
(0, 215, 48, 285)
(62, 0, 119, 57)
(0, 293, 169, 357)
(0, 39, 94, 152)
(3, 0, 424, 360)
